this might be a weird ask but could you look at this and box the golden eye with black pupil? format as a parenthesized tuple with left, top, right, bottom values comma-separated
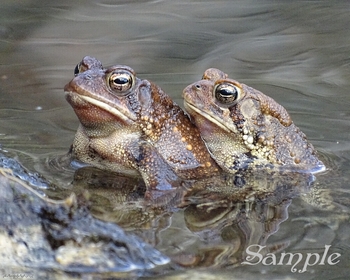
(214, 83, 240, 104)
(108, 71, 134, 94)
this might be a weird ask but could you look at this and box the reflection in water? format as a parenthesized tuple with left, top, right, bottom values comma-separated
(68, 166, 318, 270)
(183, 198, 291, 268)
(1, 0, 350, 278)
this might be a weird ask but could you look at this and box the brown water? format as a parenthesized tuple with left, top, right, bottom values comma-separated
(1, 0, 350, 279)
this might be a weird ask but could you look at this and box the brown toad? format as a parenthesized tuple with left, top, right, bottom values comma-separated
(183, 68, 325, 173)
(64, 57, 219, 196)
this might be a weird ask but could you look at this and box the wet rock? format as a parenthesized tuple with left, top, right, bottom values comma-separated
(0, 156, 170, 276)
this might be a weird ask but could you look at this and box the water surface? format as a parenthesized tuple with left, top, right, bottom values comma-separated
(1, 1, 350, 279)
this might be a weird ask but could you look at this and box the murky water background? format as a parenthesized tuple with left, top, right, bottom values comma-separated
(1, 0, 350, 279)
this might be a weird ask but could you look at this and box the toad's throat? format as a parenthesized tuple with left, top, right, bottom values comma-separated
(184, 101, 237, 134)
(66, 91, 136, 124)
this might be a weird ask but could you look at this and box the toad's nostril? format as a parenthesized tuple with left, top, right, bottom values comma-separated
(194, 84, 201, 89)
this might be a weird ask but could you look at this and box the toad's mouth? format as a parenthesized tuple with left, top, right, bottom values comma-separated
(184, 100, 238, 134)
(65, 91, 136, 125)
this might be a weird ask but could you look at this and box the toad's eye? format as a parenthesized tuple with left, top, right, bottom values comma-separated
(214, 83, 241, 104)
(108, 71, 134, 93)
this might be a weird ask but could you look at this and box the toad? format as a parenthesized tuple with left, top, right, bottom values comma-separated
(64, 57, 219, 197)
(183, 68, 325, 173)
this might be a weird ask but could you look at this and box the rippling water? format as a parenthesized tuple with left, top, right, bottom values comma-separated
(1, 1, 350, 279)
